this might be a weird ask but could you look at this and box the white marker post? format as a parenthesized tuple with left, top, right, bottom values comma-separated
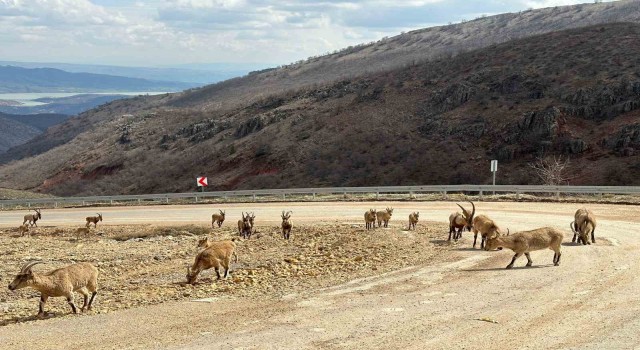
(490, 160, 498, 195)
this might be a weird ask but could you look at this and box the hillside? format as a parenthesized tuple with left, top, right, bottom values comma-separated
(0, 115, 41, 153)
(0, 112, 69, 131)
(1, 22, 640, 195)
(2, 1, 638, 167)
(0, 66, 194, 93)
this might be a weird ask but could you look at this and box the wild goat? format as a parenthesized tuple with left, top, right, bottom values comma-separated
(23, 209, 42, 227)
(85, 213, 103, 228)
(408, 212, 419, 230)
(448, 201, 475, 241)
(281, 211, 293, 240)
(237, 212, 254, 239)
(364, 209, 377, 230)
(186, 239, 238, 284)
(472, 214, 508, 249)
(571, 208, 597, 245)
(376, 207, 394, 228)
(18, 224, 30, 236)
(76, 227, 91, 240)
(211, 209, 226, 228)
(8, 261, 99, 317)
(197, 236, 212, 250)
(484, 227, 563, 269)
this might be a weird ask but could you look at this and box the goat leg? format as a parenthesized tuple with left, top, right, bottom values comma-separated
(525, 252, 533, 266)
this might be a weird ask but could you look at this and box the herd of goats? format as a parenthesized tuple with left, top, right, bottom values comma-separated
(6, 202, 597, 319)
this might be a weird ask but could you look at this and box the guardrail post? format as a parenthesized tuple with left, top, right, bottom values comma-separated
(555, 191, 560, 199)
(166, 197, 169, 203)
(54, 202, 58, 208)
(376, 192, 379, 199)
(138, 199, 141, 203)
(479, 190, 483, 200)
(516, 191, 520, 200)
(283, 193, 286, 200)
(253, 194, 256, 202)
(312, 192, 316, 200)
(110, 199, 113, 205)
(409, 191, 414, 199)
(28, 202, 31, 208)
(195, 196, 198, 203)
(442, 191, 448, 200)
(82, 201, 85, 206)
(343, 192, 347, 199)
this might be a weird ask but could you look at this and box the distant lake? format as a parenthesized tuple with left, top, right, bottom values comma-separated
(0, 92, 171, 106)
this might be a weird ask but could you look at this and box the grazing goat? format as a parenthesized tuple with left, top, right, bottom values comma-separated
(85, 213, 103, 228)
(281, 211, 293, 240)
(23, 209, 42, 227)
(408, 212, 419, 230)
(484, 227, 563, 269)
(186, 239, 238, 284)
(448, 201, 475, 241)
(472, 214, 507, 249)
(364, 209, 377, 230)
(571, 208, 597, 245)
(211, 209, 226, 228)
(76, 227, 91, 240)
(376, 207, 394, 228)
(18, 224, 29, 237)
(8, 261, 99, 317)
(237, 212, 253, 239)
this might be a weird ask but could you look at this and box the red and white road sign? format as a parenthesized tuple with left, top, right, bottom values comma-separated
(197, 177, 208, 187)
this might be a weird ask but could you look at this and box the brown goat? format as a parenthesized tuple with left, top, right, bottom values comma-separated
(571, 208, 597, 245)
(281, 211, 293, 240)
(376, 207, 394, 228)
(186, 239, 238, 284)
(8, 261, 99, 317)
(448, 201, 475, 241)
(408, 212, 419, 230)
(18, 224, 30, 237)
(237, 212, 254, 239)
(85, 213, 103, 228)
(364, 209, 377, 230)
(472, 214, 507, 249)
(484, 227, 563, 269)
(23, 209, 42, 227)
(211, 209, 226, 228)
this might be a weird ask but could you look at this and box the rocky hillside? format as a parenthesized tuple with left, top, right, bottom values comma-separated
(0, 115, 41, 153)
(1, 22, 640, 195)
(2, 0, 639, 169)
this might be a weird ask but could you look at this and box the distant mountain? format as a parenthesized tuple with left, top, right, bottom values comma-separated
(0, 66, 197, 93)
(0, 61, 269, 85)
(0, 115, 42, 153)
(1, 112, 70, 131)
(0, 94, 134, 115)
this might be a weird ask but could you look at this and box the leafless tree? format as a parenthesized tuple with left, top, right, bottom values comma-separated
(528, 156, 572, 185)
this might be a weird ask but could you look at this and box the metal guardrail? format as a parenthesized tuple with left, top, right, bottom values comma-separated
(2, 185, 640, 208)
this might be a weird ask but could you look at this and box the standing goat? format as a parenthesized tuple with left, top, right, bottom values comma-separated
(364, 209, 377, 230)
(376, 207, 394, 228)
(8, 261, 99, 317)
(472, 214, 507, 249)
(85, 213, 103, 228)
(484, 227, 563, 269)
(211, 209, 226, 228)
(281, 211, 293, 240)
(186, 239, 238, 284)
(408, 212, 419, 230)
(23, 209, 42, 227)
(237, 212, 253, 239)
(448, 201, 475, 241)
(571, 208, 597, 245)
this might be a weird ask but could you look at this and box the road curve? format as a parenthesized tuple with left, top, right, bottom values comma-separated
(0, 201, 639, 349)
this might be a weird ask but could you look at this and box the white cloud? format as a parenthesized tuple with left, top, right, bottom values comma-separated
(0, 0, 620, 66)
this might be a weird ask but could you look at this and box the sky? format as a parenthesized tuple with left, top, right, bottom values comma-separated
(0, 0, 618, 68)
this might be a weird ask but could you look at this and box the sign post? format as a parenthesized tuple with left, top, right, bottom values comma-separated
(197, 177, 208, 192)
(490, 160, 498, 195)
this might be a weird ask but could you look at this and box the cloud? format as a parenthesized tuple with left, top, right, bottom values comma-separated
(0, 0, 619, 66)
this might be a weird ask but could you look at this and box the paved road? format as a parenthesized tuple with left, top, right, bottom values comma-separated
(1, 201, 639, 349)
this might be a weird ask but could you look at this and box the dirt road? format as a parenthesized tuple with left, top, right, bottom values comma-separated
(1, 201, 638, 349)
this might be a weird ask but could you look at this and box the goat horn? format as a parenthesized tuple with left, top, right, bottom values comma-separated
(468, 201, 475, 218)
(456, 203, 466, 214)
(20, 261, 43, 274)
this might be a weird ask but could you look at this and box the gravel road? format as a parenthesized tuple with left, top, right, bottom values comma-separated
(0, 201, 638, 349)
